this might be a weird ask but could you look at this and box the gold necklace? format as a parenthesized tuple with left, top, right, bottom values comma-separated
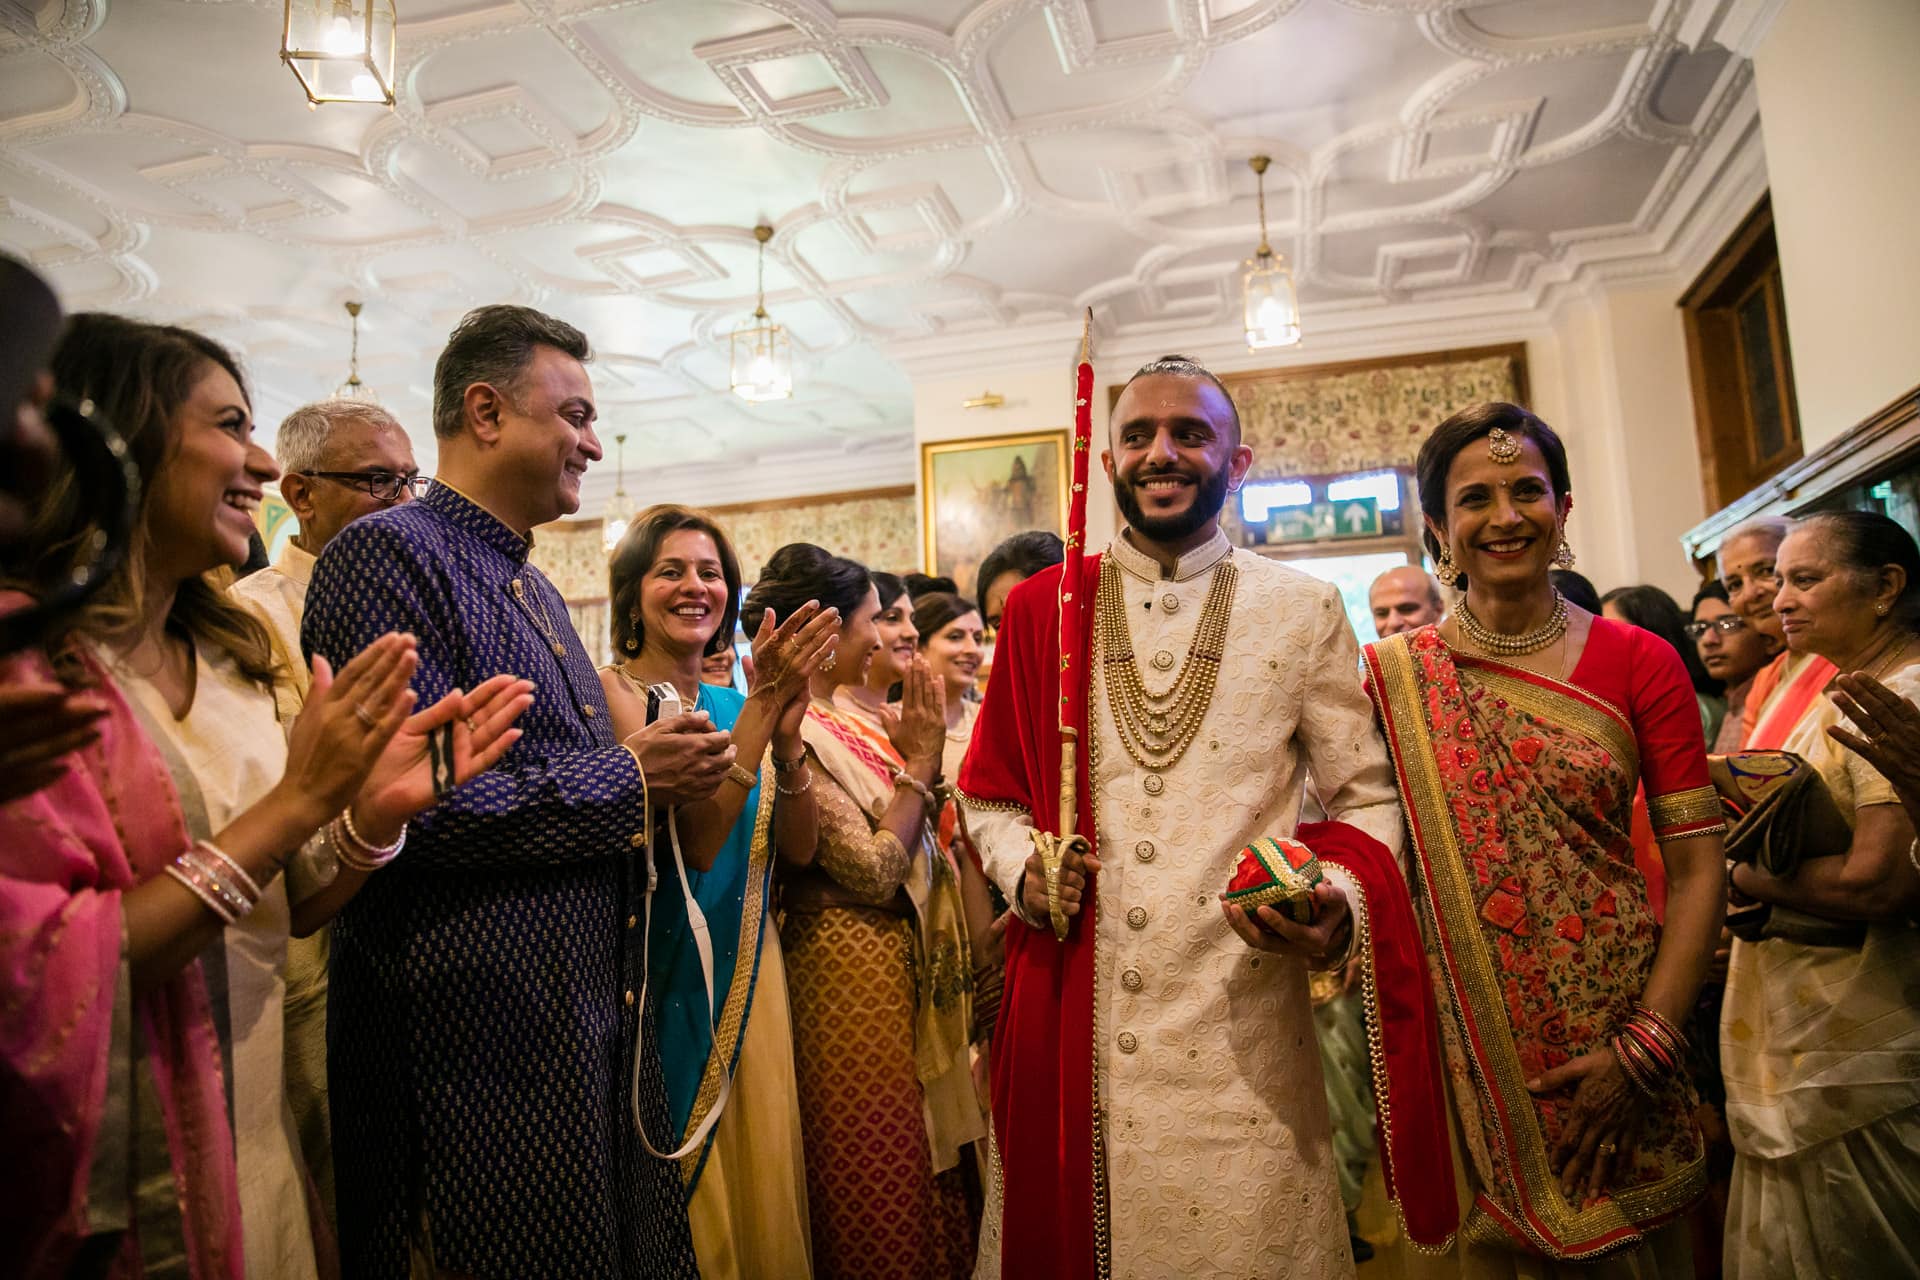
(511, 574, 567, 657)
(1095, 554, 1236, 771)
(1456, 589, 1568, 656)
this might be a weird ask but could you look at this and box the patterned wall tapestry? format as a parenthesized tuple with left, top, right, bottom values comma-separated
(527, 486, 920, 660)
(1224, 348, 1524, 479)
(710, 487, 920, 581)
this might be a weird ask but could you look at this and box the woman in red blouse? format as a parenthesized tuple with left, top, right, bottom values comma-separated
(1366, 404, 1727, 1275)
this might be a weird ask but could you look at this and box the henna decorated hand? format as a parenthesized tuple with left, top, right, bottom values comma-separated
(1528, 1047, 1638, 1205)
(749, 601, 839, 706)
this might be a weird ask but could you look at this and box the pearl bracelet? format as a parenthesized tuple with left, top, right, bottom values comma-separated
(892, 770, 935, 805)
(333, 808, 406, 873)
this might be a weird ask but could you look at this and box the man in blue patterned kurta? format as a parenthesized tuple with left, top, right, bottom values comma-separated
(303, 306, 733, 1278)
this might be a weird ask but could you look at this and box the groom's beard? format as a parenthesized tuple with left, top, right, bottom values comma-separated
(1113, 462, 1231, 544)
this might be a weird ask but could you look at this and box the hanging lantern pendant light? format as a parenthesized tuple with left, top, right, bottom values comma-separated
(1243, 155, 1301, 350)
(333, 300, 379, 401)
(730, 224, 794, 403)
(602, 432, 631, 552)
(281, 0, 398, 107)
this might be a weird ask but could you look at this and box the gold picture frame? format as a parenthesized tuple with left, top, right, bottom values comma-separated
(920, 429, 1069, 598)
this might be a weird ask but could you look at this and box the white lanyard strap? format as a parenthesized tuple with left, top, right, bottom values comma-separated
(630, 804, 732, 1161)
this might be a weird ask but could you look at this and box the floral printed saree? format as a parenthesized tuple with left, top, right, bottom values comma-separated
(1365, 623, 1720, 1260)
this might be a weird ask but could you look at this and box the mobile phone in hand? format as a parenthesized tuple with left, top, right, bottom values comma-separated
(645, 682, 682, 726)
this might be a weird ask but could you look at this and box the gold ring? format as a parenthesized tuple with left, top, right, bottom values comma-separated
(354, 702, 377, 729)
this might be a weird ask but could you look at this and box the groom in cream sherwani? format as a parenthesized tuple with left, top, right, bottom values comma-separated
(960, 355, 1405, 1279)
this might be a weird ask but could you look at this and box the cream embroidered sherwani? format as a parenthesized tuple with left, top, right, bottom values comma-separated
(964, 529, 1404, 1280)
(228, 539, 335, 1225)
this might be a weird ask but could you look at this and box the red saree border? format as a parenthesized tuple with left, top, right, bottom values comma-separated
(1364, 634, 1705, 1260)
(1300, 821, 1459, 1252)
(960, 558, 1104, 1280)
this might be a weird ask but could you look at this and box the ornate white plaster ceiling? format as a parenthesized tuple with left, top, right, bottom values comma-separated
(1, 0, 1751, 500)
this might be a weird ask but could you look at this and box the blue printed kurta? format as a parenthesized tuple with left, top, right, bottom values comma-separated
(302, 482, 696, 1279)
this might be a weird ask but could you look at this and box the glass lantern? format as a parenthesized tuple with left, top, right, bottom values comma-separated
(282, 0, 397, 106)
(1243, 249, 1301, 350)
(730, 314, 794, 403)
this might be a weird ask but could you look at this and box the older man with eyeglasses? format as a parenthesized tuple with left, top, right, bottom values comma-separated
(227, 396, 422, 1230)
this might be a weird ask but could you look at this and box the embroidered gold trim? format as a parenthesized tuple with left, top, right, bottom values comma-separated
(680, 758, 775, 1180)
(1369, 639, 1700, 1259)
(1648, 786, 1723, 833)
(953, 787, 1031, 815)
(1344, 864, 1457, 1256)
(1470, 664, 1639, 785)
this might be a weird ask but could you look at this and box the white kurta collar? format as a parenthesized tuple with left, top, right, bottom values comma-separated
(1107, 526, 1232, 583)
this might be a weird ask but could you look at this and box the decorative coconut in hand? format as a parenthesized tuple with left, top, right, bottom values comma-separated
(1224, 836, 1324, 926)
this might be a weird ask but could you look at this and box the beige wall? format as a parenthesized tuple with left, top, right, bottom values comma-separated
(1755, 0, 1920, 447)
(1531, 280, 1708, 604)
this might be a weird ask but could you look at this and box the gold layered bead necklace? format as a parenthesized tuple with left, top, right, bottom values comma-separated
(1455, 588, 1568, 656)
(1095, 553, 1237, 771)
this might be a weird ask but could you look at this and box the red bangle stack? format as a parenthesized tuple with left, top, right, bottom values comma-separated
(1608, 1002, 1689, 1098)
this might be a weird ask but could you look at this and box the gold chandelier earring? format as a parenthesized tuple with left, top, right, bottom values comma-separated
(625, 610, 641, 654)
(1435, 545, 1460, 587)
(1552, 537, 1577, 571)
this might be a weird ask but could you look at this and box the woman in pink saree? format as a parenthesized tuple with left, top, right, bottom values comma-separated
(1367, 404, 1727, 1277)
(0, 316, 527, 1278)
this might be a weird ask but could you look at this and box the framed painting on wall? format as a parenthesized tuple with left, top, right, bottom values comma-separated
(920, 429, 1068, 598)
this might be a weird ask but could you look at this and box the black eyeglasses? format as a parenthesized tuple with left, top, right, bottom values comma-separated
(298, 470, 429, 502)
(1684, 616, 1749, 639)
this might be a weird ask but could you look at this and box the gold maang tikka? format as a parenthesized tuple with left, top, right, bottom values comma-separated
(1486, 426, 1522, 464)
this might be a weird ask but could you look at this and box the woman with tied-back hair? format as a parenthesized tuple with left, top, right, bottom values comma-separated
(1366, 402, 1726, 1277)
(597, 505, 836, 1280)
(1717, 516, 1838, 749)
(745, 544, 983, 1278)
(1717, 511, 1920, 1279)
(0, 316, 526, 1280)
(833, 569, 917, 736)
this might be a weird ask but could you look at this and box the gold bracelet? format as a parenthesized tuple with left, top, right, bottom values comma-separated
(726, 763, 758, 792)
(775, 766, 812, 797)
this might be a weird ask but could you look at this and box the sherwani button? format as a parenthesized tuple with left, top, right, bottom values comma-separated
(1121, 967, 1143, 991)
(1135, 840, 1155, 862)
(623, 990, 635, 1007)
(1142, 774, 1164, 796)
(626, 915, 637, 929)
(1126, 906, 1147, 929)
(1151, 649, 1174, 671)
(629, 832, 647, 849)
(1160, 593, 1180, 613)
(1117, 1031, 1138, 1053)
(582, 704, 596, 717)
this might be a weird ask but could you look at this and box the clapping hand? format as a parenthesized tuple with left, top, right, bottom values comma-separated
(350, 672, 536, 844)
(277, 634, 420, 827)
(749, 601, 840, 706)
(887, 656, 945, 768)
(0, 680, 109, 803)
(1829, 672, 1920, 800)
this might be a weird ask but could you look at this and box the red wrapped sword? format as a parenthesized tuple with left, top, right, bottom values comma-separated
(1035, 309, 1097, 939)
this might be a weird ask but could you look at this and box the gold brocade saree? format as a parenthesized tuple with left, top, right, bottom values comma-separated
(1366, 630, 1705, 1260)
